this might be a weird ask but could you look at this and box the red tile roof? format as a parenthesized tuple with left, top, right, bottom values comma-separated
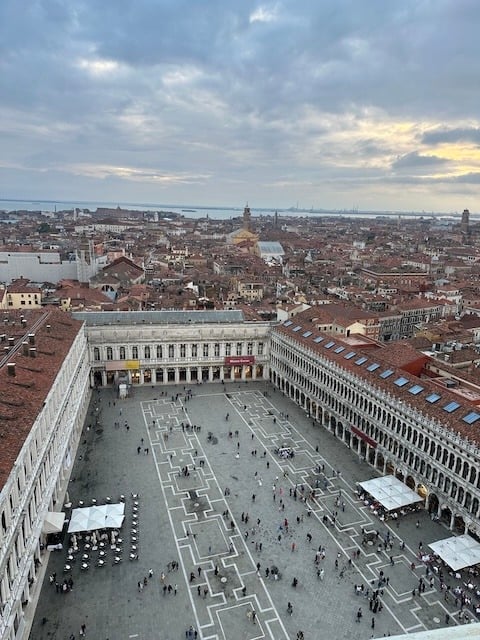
(0, 309, 83, 490)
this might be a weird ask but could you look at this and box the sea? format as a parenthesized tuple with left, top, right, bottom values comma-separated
(0, 198, 466, 221)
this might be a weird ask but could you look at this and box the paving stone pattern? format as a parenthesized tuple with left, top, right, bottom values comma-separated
(29, 382, 475, 640)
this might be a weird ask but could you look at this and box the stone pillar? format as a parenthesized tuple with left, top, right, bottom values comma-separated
(139, 370, 144, 385)
(449, 512, 455, 530)
(101, 371, 107, 386)
(151, 369, 157, 384)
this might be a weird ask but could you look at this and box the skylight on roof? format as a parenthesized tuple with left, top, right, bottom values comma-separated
(394, 377, 409, 387)
(355, 356, 368, 365)
(325, 341, 335, 349)
(344, 351, 356, 359)
(292, 325, 301, 332)
(426, 393, 441, 403)
(443, 401, 460, 413)
(380, 369, 394, 379)
(463, 411, 480, 425)
(408, 384, 424, 395)
(284, 320, 293, 327)
(302, 331, 312, 338)
(313, 336, 324, 343)
(334, 346, 345, 353)
(367, 363, 380, 372)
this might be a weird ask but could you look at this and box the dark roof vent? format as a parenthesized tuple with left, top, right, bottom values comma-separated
(0, 334, 5, 342)
(6, 363, 15, 377)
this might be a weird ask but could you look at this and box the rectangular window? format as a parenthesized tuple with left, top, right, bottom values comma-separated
(258, 342, 264, 355)
(132, 346, 138, 359)
(367, 363, 380, 372)
(302, 331, 312, 338)
(214, 343, 220, 357)
(379, 369, 394, 378)
(344, 351, 356, 359)
(426, 393, 441, 403)
(325, 341, 335, 349)
(443, 401, 460, 413)
(156, 345, 163, 359)
(408, 384, 424, 395)
(463, 412, 480, 425)
(313, 336, 324, 344)
(203, 344, 209, 357)
(355, 356, 368, 365)
(191, 344, 197, 357)
(394, 377, 409, 387)
(180, 344, 186, 358)
(236, 342, 243, 356)
(247, 342, 253, 355)
(225, 343, 231, 356)
(168, 345, 174, 358)
(119, 346, 126, 360)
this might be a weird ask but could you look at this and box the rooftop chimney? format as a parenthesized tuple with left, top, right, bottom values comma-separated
(0, 334, 5, 342)
(8, 337, 14, 348)
(28, 334, 35, 345)
(29, 348, 37, 358)
(22, 341, 29, 356)
(6, 363, 15, 377)
(46, 324, 51, 332)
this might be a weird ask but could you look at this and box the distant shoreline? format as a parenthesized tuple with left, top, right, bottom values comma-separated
(0, 198, 473, 220)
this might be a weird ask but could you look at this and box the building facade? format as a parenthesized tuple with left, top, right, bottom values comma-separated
(74, 310, 271, 388)
(0, 311, 89, 640)
(3, 308, 480, 640)
(269, 319, 480, 538)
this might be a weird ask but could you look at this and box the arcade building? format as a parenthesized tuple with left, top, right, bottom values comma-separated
(2, 307, 480, 639)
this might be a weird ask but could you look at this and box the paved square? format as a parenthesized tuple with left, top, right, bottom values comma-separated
(29, 382, 477, 639)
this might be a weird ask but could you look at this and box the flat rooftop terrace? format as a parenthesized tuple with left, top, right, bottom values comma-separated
(29, 381, 480, 640)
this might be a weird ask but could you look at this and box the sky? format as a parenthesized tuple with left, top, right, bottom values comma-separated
(1, 0, 479, 212)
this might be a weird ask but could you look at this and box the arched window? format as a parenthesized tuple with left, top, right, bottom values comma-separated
(93, 347, 100, 361)
(106, 347, 113, 361)
(144, 346, 151, 359)
(157, 345, 163, 359)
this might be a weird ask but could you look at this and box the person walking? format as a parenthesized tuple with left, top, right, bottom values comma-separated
(356, 607, 362, 623)
(287, 602, 293, 615)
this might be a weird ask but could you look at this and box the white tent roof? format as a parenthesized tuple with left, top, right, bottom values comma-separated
(67, 503, 125, 533)
(42, 511, 66, 534)
(429, 534, 480, 572)
(358, 476, 423, 511)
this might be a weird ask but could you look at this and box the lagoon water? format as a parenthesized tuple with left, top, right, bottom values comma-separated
(0, 198, 465, 221)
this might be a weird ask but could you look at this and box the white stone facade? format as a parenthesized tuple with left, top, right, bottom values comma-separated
(0, 329, 90, 640)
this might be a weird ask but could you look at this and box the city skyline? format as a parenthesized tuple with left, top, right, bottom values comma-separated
(1, 1, 479, 211)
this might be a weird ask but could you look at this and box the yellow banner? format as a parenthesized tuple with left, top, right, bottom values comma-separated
(125, 360, 140, 370)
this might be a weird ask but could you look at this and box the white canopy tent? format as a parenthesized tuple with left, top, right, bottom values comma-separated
(358, 476, 423, 512)
(429, 534, 480, 572)
(67, 503, 125, 533)
(42, 511, 66, 534)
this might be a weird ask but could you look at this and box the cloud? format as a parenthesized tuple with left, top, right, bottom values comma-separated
(421, 127, 480, 146)
(392, 151, 449, 171)
(2, 1, 480, 210)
